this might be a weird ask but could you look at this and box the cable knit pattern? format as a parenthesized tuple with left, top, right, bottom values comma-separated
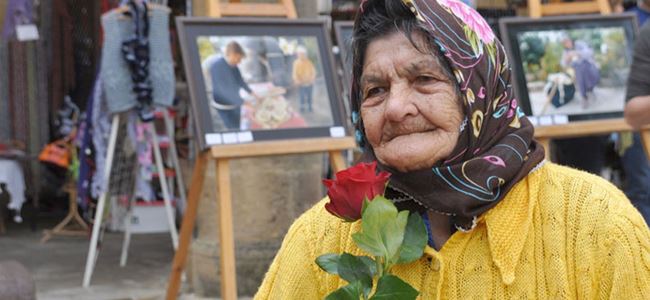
(255, 163, 650, 299)
(100, 6, 174, 114)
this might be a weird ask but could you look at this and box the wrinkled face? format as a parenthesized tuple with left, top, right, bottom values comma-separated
(360, 31, 463, 173)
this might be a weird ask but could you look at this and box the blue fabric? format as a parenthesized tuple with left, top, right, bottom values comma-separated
(210, 57, 251, 107)
(630, 6, 650, 27)
(2, 0, 34, 40)
(217, 107, 242, 130)
(623, 134, 650, 225)
(422, 212, 435, 248)
(299, 85, 313, 112)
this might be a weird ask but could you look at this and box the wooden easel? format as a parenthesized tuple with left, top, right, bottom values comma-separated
(528, 0, 650, 161)
(528, 0, 611, 17)
(167, 2, 308, 298)
(165, 137, 355, 300)
(193, 0, 297, 18)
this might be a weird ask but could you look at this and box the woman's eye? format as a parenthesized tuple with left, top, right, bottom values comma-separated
(365, 87, 386, 98)
(415, 75, 435, 83)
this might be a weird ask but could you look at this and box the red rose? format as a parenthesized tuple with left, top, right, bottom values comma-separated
(322, 161, 391, 222)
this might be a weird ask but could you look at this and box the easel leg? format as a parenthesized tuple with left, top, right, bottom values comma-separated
(166, 152, 208, 300)
(83, 114, 120, 288)
(163, 110, 188, 214)
(216, 158, 237, 300)
(120, 195, 136, 267)
(149, 124, 180, 249)
(329, 151, 348, 173)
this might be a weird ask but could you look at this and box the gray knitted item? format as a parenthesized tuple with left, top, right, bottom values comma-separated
(100, 6, 175, 114)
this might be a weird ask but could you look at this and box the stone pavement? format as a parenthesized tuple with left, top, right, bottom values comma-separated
(0, 219, 254, 300)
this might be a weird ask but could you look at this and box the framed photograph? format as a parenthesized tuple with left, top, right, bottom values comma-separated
(334, 21, 354, 121)
(334, 21, 354, 84)
(176, 17, 347, 149)
(499, 14, 638, 123)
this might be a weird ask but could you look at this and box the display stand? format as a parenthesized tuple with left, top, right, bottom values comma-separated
(165, 137, 355, 300)
(40, 178, 88, 243)
(82, 110, 186, 287)
(199, 0, 297, 18)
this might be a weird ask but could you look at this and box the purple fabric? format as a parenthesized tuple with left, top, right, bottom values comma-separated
(572, 41, 600, 98)
(2, 0, 35, 40)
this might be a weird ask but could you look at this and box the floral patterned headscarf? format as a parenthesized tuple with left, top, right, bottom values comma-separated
(351, 0, 545, 230)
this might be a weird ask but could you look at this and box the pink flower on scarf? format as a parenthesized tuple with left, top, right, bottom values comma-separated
(437, 0, 495, 44)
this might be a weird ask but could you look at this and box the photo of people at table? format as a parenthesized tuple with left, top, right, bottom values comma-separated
(197, 35, 335, 131)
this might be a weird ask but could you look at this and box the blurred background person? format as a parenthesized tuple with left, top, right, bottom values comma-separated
(292, 46, 317, 113)
(624, 22, 650, 224)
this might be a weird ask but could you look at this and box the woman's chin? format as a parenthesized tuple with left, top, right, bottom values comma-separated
(376, 152, 438, 173)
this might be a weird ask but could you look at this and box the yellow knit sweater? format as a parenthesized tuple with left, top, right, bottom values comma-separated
(254, 163, 650, 299)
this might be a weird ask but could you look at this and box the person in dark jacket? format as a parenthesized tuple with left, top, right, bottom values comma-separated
(209, 41, 258, 130)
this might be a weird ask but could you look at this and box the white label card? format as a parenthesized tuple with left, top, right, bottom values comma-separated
(552, 115, 569, 125)
(205, 134, 223, 145)
(329, 126, 346, 138)
(16, 24, 39, 42)
(539, 116, 554, 126)
(528, 116, 540, 127)
(237, 131, 254, 143)
(222, 133, 238, 144)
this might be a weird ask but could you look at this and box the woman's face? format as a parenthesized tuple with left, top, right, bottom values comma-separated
(360, 31, 463, 172)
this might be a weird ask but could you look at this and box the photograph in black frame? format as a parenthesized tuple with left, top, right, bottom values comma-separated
(176, 18, 347, 149)
(333, 21, 354, 122)
(499, 14, 638, 122)
(334, 21, 354, 87)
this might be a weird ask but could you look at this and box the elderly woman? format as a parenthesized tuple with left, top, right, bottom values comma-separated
(255, 0, 650, 298)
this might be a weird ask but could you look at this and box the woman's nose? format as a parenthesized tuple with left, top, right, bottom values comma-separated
(384, 84, 418, 122)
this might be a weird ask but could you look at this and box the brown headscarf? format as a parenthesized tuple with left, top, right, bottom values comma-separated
(351, 0, 545, 230)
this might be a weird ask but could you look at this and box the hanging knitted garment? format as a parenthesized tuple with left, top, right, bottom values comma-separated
(100, 4, 174, 117)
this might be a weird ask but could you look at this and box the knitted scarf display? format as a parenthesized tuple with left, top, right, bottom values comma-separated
(351, 0, 545, 230)
(121, 0, 154, 121)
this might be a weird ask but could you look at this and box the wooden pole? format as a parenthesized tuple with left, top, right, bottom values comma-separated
(329, 151, 347, 173)
(166, 152, 208, 300)
(216, 158, 237, 300)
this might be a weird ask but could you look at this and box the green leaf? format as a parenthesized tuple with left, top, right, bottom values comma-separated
(358, 256, 378, 277)
(369, 275, 419, 300)
(383, 210, 409, 266)
(325, 281, 363, 300)
(353, 197, 407, 261)
(338, 253, 374, 296)
(316, 253, 340, 275)
(352, 231, 385, 257)
(361, 198, 370, 216)
(397, 213, 428, 264)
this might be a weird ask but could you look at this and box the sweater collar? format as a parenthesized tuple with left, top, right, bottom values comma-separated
(481, 161, 543, 285)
